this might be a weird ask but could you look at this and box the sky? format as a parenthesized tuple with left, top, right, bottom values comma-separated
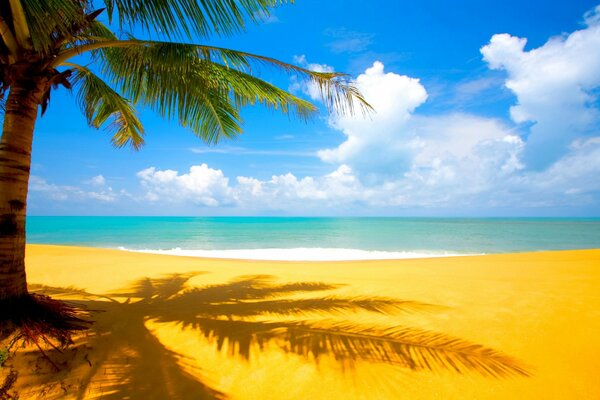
(25, 0, 600, 216)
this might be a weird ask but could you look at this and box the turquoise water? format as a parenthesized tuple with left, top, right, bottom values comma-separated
(26, 217, 600, 258)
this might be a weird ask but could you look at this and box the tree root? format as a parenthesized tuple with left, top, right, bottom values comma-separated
(0, 293, 91, 364)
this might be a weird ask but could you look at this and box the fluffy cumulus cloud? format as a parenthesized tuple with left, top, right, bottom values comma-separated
(481, 6, 600, 169)
(137, 164, 233, 206)
(235, 164, 367, 208)
(318, 61, 428, 176)
(131, 164, 367, 211)
(403, 118, 524, 193)
(515, 138, 600, 205)
(318, 61, 523, 193)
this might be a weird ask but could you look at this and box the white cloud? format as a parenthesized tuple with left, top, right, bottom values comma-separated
(407, 114, 516, 167)
(85, 174, 106, 186)
(30, 176, 71, 201)
(584, 5, 600, 26)
(318, 61, 428, 175)
(30, 176, 119, 202)
(524, 137, 600, 195)
(254, 164, 364, 204)
(318, 61, 519, 187)
(134, 164, 367, 211)
(481, 7, 600, 168)
(137, 164, 233, 207)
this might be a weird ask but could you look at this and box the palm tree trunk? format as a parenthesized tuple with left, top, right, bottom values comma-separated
(0, 82, 40, 301)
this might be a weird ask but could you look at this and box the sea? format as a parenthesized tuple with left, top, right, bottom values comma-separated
(25, 217, 600, 261)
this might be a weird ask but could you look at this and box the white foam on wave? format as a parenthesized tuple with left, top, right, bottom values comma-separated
(118, 247, 479, 261)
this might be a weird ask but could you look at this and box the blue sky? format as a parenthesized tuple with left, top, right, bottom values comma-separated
(26, 0, 600, 216)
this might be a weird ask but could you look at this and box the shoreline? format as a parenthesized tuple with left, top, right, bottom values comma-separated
(12, 245, 600, 399)
(32, 243, 600, 262)
(27, 243, 600, 263)
(119, 246, 482, 261)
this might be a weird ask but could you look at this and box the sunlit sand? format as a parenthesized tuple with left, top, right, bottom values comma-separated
(6, 245, 600, 399)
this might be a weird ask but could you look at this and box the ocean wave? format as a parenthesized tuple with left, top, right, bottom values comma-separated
(117, 247, 480, 261)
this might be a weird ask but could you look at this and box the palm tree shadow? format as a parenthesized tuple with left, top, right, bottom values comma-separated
(22, 271, 531, 399)
(23, 276, 225, 399)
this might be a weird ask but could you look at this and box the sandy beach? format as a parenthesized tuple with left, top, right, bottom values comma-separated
(7, 245, 600, 399)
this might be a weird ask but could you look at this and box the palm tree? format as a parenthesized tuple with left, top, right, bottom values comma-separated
(0, 1, 369, 305)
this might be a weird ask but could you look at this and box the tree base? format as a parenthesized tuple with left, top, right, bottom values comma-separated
(0, 293, 90, 348)
(0, 294, 90, 398)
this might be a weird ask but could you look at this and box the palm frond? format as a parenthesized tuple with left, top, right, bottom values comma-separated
(207, 62, 318, 119)
(60, 39, 368, 143)
(168, 42, 371, 116)
(16, 0, 88, 54)
(91, 41, 245, 144)
(81, 19, 118, 43)
(53, 8, 109, 51)
(53, 39, 371, 116)
(0, 14, 18, 59)
(8, 0, 33, 49)
(67, 62, 144, 149)
(103, 0, 289, 40)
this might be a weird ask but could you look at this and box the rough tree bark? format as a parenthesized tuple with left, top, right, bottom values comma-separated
(0, 81, 41, 301)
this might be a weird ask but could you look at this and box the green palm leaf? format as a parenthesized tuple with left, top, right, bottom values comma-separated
(207, 62, 318, 119)
(68, 62, 145, 149)
(96, 41, 244, 144)
(104, 0, 289, 40)
(57, 39, 367, 145)
(58, 39, 370, 113)
(70, 19, 119, 47)
(15, 0, 88, 54)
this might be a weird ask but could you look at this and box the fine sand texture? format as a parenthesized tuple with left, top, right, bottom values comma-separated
(5, 245, 600, 399)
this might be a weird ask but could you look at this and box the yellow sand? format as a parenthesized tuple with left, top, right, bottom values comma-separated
(9, 245, 600, 399)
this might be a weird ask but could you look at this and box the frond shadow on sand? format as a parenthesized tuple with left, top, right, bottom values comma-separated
(8, 271, 530, 399)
